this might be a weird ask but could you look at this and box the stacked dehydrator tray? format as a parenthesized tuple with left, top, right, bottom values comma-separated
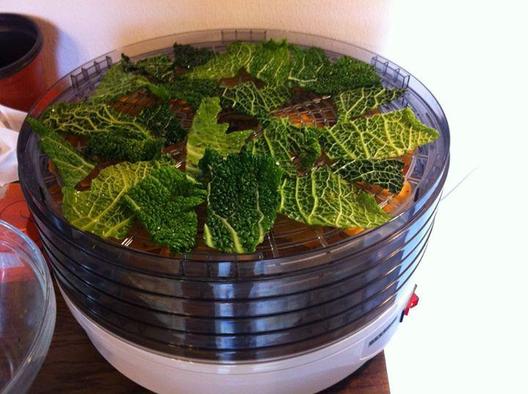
(17, 30, 449, 394)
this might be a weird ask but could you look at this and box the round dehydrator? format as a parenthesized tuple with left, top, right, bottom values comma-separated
(17, 30, 449, 393)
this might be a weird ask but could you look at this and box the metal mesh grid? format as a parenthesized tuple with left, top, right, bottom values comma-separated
(36, 34, 431, 260)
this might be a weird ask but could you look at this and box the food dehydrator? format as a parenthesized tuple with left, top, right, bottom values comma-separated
(17, 29, 450, 393)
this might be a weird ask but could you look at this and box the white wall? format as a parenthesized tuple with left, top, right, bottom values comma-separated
(2, 1, 527, 393)
(0, 0, 391, 89)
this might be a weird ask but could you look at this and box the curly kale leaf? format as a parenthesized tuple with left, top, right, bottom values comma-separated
(320, 108, 440, 160)
(335, 87, 406, 121)
(62, 160, 169, 239)
(164, 77, 221, 109)
(221, 81, 291, 118)
(201, 150, 283, 253)
(244, 117, 321, 175)
(186, 97, 252, 176)
(173, 44, 215, 70)
(124, 166, 206, 252)
(90, 63, 170, 103)
(279, 166, 389, 228)
(27, 117, 94, 187)
(332, 159, 404, 193)
(137, 103, 186, 145)
(305, 56, 381, 95)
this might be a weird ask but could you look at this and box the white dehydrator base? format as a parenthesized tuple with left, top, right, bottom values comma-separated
(60, 283, 414, 394)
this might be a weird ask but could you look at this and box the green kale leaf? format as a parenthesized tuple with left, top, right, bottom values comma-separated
(173, 43, 215, 70)
(124, 166, 206, 252)
(186, 97, 252, 176)
(331, 159, 404, 193)
(62, 160, 169, 239)
(320, 108, 439, 160)
(305, 56, 381, 95)
(137, 103, 186, 145)
(244, 117, 321, 175)
(278, 166, 389, 228)
(335, 87, 405, 121)
(201, 150, 283, 253)
(221, 81, 291, 118)
(27, 117, 94, 187)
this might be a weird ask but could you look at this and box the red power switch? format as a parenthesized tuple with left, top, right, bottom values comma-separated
(403, 292, 419, 316)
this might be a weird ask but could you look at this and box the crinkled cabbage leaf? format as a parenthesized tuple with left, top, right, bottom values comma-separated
(221, 81, 291, 118)
(202, 150, 282, 253)
(320, 108, 439, 160)
(124, 166, 206, 252)
(27, 117, 94, 187)
(278, 166, 389, 228)
(244, 117, 320, 175)
(186, 97, 252, 175)
(90, 63, 169, 103)
(335, 87, 405, 121)
(62, 160, 169, 239)
(331, 159, 404, 193)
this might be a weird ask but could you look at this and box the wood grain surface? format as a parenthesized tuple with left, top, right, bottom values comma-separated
(29, 281, 390, 394)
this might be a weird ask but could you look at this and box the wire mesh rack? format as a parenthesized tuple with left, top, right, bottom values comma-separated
(29, 29, 446, 264)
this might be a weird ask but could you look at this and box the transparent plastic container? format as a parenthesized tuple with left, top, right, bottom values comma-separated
(17, 29, 449, 362)
(0, 220, 56, 393)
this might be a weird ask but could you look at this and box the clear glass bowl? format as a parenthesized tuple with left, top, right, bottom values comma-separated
(0, 220, 56, 393)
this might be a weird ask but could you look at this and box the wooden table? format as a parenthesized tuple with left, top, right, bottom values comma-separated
(0, 184, 390, 393)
